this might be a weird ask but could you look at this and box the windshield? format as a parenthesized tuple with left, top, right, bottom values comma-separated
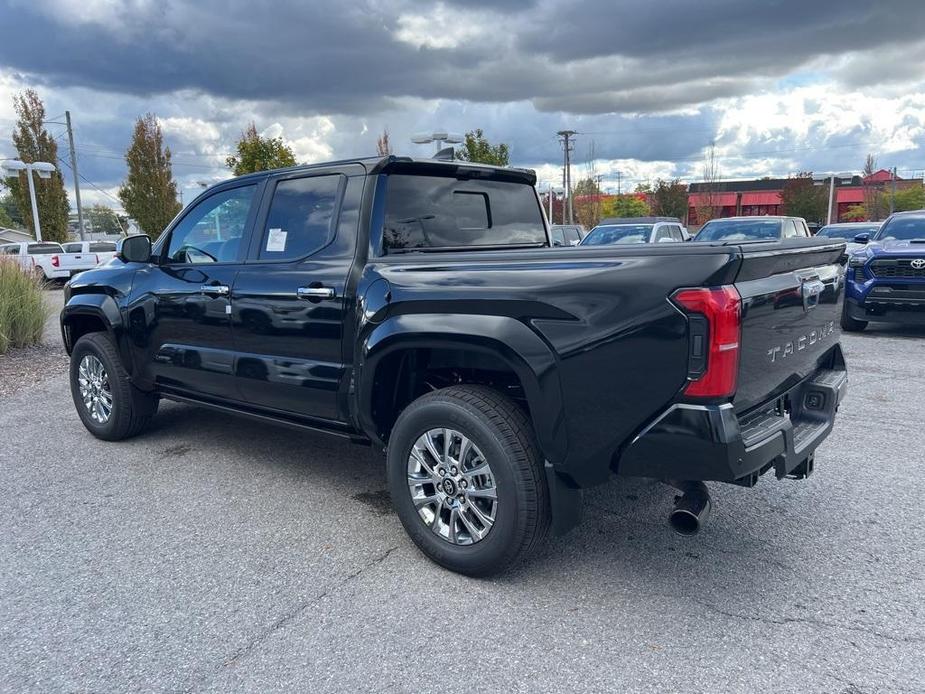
(875, 215, 925, 242)
(695, 219, 781, 242)
(580, 224, 652, 245)
(818, 224, 879, 240)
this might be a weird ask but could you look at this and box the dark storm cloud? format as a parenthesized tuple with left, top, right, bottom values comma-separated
(1, 0, 923, 116)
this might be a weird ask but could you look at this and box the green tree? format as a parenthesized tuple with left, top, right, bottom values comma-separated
(573, 177, 601, 196)
(225, 123, 296, 176)
(779, 173, 827, 223)
(455, 129, 510, 166)
(841, 204, 867, 222)
(888, 185, 925, 213)
(118, 113, 182, 240)
(6, 90, 70, 242)
(85, 204, 123, 234)
(650, 178, 689, 219)
(602, 194, 650, 218)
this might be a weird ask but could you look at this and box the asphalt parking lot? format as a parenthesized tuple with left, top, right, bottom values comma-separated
(1, 291, 923, 693)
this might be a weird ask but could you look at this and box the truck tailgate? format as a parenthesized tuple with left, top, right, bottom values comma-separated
(56, 252, 99, 272)
(733, 240, 846, 414)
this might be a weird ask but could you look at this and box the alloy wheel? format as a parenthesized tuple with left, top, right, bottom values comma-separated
(407, 428, 498, 545)
(77, 354, 113, 424)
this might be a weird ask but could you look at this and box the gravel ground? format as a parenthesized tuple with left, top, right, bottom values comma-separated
(0, 307, 923, 693)
(0, 289, 67, 398)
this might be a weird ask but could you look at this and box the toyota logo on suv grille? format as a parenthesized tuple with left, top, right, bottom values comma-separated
(911, 258, 925, 270)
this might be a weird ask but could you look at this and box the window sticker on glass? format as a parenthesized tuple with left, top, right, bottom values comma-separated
(266, 228, 287, 252)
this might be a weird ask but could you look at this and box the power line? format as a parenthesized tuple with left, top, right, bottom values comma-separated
(55, 155, 123, 207)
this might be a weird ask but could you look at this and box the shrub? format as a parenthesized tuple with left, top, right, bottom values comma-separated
(0, 259, 47, 354)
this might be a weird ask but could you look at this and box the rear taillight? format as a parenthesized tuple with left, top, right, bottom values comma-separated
(51, 255, 60, 267)
(672, 285, 741, 398)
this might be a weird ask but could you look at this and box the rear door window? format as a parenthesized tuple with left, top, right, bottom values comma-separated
(258, 175, 343, 261)
(669, 225, 684, 241)
(566, 228, 582, 245)
(782, 219, 799, 238)
(383, 174, 546, 251)
(551, 228, 566, 246)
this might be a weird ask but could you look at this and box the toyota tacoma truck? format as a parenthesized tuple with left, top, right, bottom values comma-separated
(60, 156, 849, 576)
(842, 209, 925, 331)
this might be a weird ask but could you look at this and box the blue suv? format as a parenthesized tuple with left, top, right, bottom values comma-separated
(843, 209, 925, 331)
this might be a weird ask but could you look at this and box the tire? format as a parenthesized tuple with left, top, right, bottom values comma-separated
(840, 304, 867, 332)
(69, 332, 158, 441)
(387, 385, 550, 576)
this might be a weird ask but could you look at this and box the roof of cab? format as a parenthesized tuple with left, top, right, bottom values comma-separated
(226, 155, 537, 186)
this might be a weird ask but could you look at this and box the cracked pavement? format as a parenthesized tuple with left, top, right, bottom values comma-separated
(0, 294, 922, 692)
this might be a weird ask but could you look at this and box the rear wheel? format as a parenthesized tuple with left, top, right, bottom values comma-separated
(69, 332, 158, 440)
(387, 385, 550, 576)
(840, 304, 867, 332)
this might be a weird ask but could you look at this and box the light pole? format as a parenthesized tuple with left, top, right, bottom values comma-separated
(814, 172, 853, 225)
(411, 131, 464, 154)
(0, 159, 56, 242)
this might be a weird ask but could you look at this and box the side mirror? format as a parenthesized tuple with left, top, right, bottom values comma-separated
(853, 233, 870, 244)
(118, 234, 152, 263)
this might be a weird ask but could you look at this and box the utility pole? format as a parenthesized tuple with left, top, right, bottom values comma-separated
(616, 170, 622, 195)
(557, 130, 576, 224)
(65, 111, 86, 240)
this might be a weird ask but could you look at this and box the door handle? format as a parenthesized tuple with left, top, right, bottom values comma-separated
(201, 284, 230, 296)
(297, 286, 335, 300)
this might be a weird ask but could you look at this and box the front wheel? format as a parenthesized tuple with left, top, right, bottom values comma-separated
(69, 332, 158, 440)
(387, 385, 550, 576)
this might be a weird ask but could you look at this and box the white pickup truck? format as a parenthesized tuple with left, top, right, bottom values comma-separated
(62, 240, 118, 265)
(0, 241, 102, 281)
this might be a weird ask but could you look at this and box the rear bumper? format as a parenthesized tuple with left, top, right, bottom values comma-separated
(618, 365, 847, 485)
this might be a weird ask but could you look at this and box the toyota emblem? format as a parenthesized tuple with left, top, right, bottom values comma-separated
(911, 258, 925, 270)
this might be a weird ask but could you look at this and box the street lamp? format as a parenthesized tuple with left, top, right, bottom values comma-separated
(0, 159, 56, 242)
(411, 131, 464, 154)
(813, 171, 853, 225)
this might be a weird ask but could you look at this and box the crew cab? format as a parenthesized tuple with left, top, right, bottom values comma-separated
(61, 156, 849, 576)
(581, 217, 689, 246)
(0, 241, 97, 281)
(694, 216, 811, 242)
(842, 210, 925, 331)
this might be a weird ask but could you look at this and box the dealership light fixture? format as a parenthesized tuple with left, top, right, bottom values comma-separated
(0, 159, 57, 241)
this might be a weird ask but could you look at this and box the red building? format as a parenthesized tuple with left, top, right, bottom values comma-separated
(686, 170, 917, 226)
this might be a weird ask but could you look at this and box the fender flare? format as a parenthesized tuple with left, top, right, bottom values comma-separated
(60, 294, 129, 367)
(355, 312, 568, 464)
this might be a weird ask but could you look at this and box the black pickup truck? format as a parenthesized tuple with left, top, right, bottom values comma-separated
(61, 156, 848, 576)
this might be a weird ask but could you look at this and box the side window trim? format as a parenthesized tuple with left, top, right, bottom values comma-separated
(245, 171, 347, 264)
(154, 180, 265, 265)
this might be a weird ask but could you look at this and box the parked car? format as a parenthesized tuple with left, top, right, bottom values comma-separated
(581, 217, 688, 246)
(549, 224, 584, 246)
(842, 210, 925, 331)
(694, 216, 811, 242)
(0, 241, 100, 281)
(816, 222, 880, 254)
(62, 240, 119, 265)
(61, 155, 848, 576)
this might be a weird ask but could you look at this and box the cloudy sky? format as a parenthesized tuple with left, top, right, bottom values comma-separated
(1, 0, 924, 209)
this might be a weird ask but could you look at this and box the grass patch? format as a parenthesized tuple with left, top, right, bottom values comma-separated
(0, 259, 48, 354)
